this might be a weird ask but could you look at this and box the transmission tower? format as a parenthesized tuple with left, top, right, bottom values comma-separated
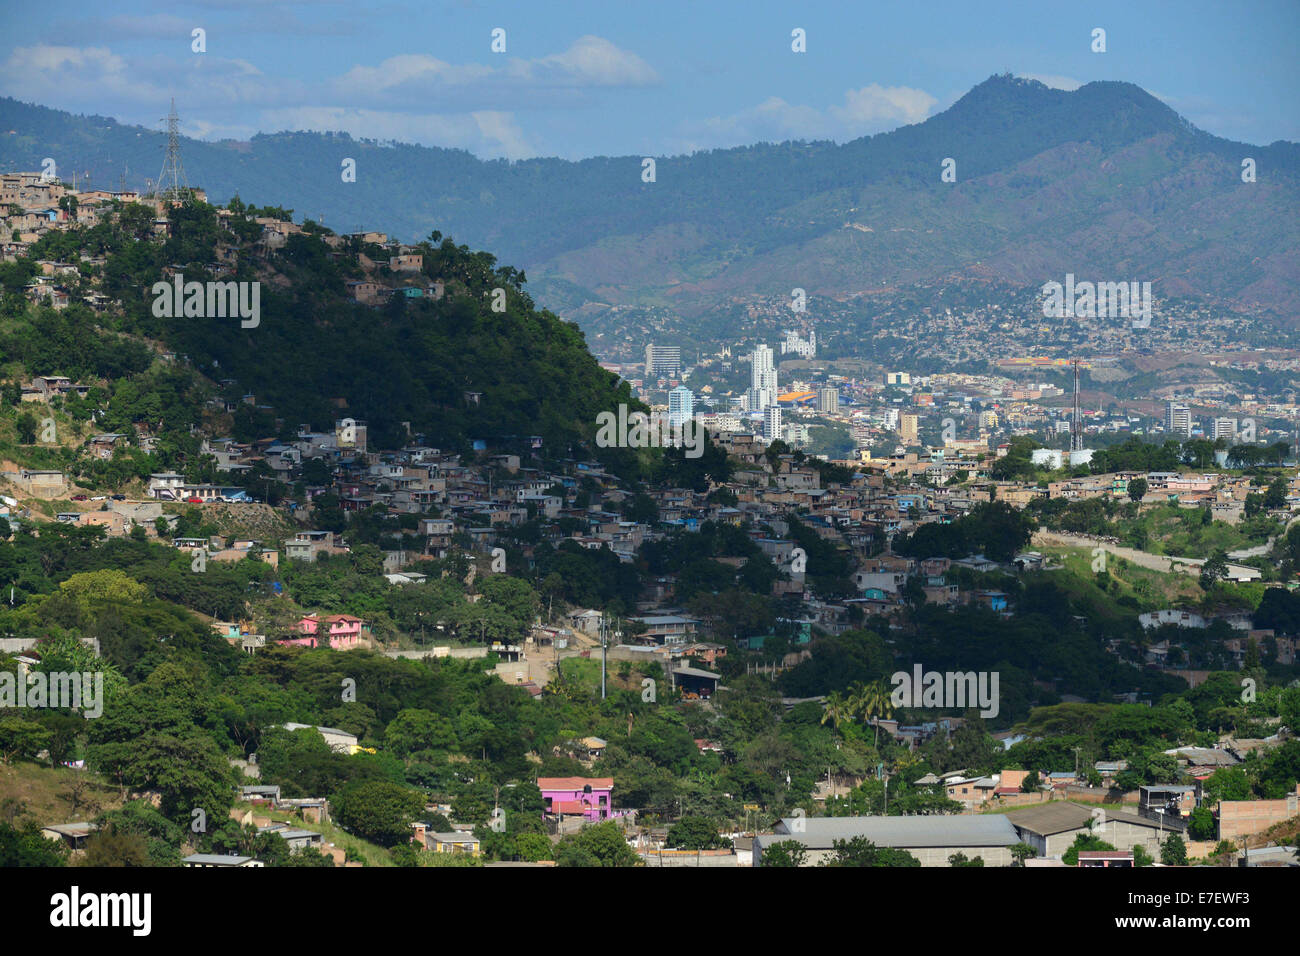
(1070, 358, 1083, 452)
(153, 99, 189, 202)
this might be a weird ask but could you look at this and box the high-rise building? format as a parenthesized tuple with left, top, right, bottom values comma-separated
(818, 387, 839, 413)
(899, 413, 919, 444)
(764, 405, 783, 440)
(749, 345, 778, 413)
(644, 344, 681, 379)
(1165, 402, 1192, 437)
(1211, 417, 1238, 441)
(668, 386, 694, 427)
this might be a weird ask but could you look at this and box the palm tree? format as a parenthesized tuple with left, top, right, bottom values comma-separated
(821, 692, 849, 738)
(857, 680, 895, 747)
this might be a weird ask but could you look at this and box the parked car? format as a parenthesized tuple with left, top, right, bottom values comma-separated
(71, 494, 88, 501)
(110, 494, 126, 500)
(185, 496, 204, 504)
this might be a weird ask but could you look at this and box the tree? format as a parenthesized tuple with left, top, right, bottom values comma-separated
(850, 679, 894, 745)
(1020, 770, 1041, 793)
(761, 840, 808, 867)
(823, 837, 920, 867)
(1127, 477, 1148, 502)
(15, 412, 37, 444)
(1009, 842, 1037, 867)
(76, 824, 150, 867)
(1187, 806, 1216, 841)
(0, 717, 50, 765)
(0, 822, 69, 866)
(1063, 833, 1116, 866)
(666, 815, 729, 850)
(948, 851, 984, 867)
(820, 691, 850, 738)
(514, 832, 553, 862)
(332, 781, 425, 847)
(1199, 551, 1229, 591)
(1161, 833, 1187, 866)
(554, 822, 641, 867)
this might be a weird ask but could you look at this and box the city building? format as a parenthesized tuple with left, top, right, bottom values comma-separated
(818, 387, 839, 413)
(645, 344, 681, 379)
(1211, 417, 1238, 441)
(668, 386, 694, 427)
(764, 405, 783, 440)
(1165, 402, 1192, 437)
(900, 413, 919, 444)
(749, 344, 778, 413)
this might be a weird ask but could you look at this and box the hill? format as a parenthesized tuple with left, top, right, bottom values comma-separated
(0, 197, 648, 474)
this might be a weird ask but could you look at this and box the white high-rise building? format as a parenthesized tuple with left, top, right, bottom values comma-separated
(749, 344, 778, 413)
(1165, 402, 1192, 437)
(1211, 417, 1238, 441)
(764, 405, 783, 441)
(818, 387, 839, 413)
(668, 386, 694, 427)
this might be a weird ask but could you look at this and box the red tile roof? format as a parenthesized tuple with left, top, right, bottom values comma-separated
(537, 777, 613, 790)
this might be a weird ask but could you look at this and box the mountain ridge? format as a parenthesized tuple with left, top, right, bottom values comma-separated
(3, 74, 1297, 319)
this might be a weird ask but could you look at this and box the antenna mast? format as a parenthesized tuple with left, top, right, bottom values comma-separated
(153, 99, 189, 202)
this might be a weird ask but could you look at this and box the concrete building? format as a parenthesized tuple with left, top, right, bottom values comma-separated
(756, 814, 1020, 867)
(899, 413, 919, 444)
(764, 405, 782, 441)
(1165, 402, 1192, 437)
(668, 386, 694, 427)
(644, 344, 681, 379)
(749, 344, 778, 413)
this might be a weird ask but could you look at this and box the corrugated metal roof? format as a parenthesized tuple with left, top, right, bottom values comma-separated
(770, 814, 1019, 849)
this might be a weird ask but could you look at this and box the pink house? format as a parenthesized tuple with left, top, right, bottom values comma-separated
(283, 614, 366, 649)
(537, 777, 614, 822)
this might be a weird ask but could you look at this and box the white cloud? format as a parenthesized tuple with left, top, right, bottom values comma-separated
(678, 84, 938, 150)
(257, 106, 538, 159)
(0, 37, 651, 157)
(530, 35, 659, 87)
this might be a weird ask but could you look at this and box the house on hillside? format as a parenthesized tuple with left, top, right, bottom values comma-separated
(284, 614, 366, 650)
(537, 777, 615, 822)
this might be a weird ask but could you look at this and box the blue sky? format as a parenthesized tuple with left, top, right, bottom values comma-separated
(1, 0, 1296, 159)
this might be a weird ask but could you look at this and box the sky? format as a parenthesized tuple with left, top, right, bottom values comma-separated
(0, 0, 1296, 160)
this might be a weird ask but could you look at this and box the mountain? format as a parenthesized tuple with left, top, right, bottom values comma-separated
(3, 74, 1298, 318)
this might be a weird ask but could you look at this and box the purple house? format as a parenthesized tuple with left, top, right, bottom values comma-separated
(537, 777, 614, 821)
